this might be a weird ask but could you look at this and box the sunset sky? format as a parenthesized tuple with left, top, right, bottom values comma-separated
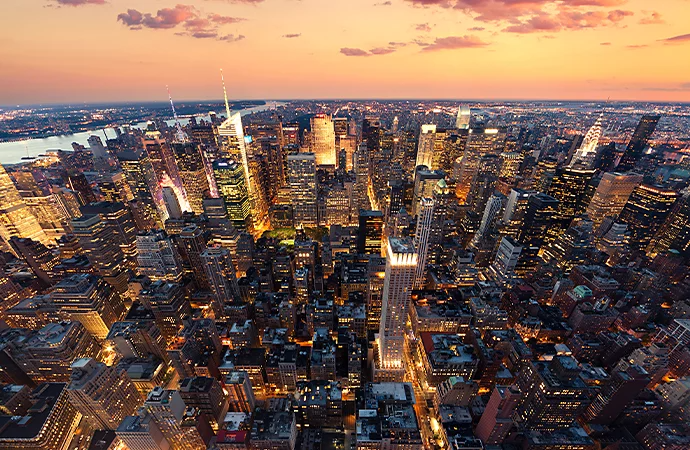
(0, 0, 689, 104)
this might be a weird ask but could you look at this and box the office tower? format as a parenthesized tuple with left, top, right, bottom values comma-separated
(618, 184, 679, 252)
(325, 183, 351, 225)
(377, 238, 417, 380)
(144, 134, 182, 188)
(353, 144, 370, 213)
(144, 387, 207, 450)
(202, 247, 240, 307)
(141, 281, 191, 343)
(106, 320, 168, 362)
(71, 214, 125, 277)
(515, 356, 592, 431)
(596, 221, 628, 256)
(502, 188, 533, 238)
(582, 364, 650, 425)
(412, 168, 444, 215)
(646, 194, 690, 257)
(499, 151, 523, 180)
(179, 376, 227, 430)
(516, 193, 559, 272)
(618, 114, 660, 171)
(178, 225, 209, 289)
(173, 143, 209, 214)
(475, 386, 521, 445)
(456, 128, 506, 204)
(541, 217, 593, 274)
(488, 236, 522, 283)
(81, 201, 139, 263)
(0, 164, 51, 249)
(67, 171, 97, 206)
(309, 114, 336, 167)
(254, 137, 286, 200)
(118, 150, 158, 201)
(162, 186, 183, 219)
(586, 172, 643, 228)
(467, 153, 502, 213)
(546, 166, 596, 232)
(116, 413, 171, 450)
(287, 153, 318, 226)
(0, 383, 81, 450)
(532, 157, 558, 192)
(570, 114, 603, 167)
(213, 160, 252, 232)
(356, 210, 384, 256)
(67, 358, 142, 430)
(473, 193, 505, 243)
(9, 237, 59, 286)
(136, 230, 183, 282)
(413, 198, 434, 289)
(50, 274, 126, 339)
(225, 371, 256, 413)
(456, 104, 471, 129)
(415, 124, 437, 170)
(362, 116, 382, 157)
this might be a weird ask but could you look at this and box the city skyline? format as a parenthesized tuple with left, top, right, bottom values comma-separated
(1, 0, 690, 104)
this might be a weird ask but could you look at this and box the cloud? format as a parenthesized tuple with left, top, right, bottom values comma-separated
(340, 45, 399, 56)
(418, 35, 488, 51)
(374, 1, 392, 5)
(468, 27, 485, 31)
(204, 0, 264, 3)
(503, 8, 633, 33)
(638, 11, 663, 25)
(626, 44, 648, 49)
(416, 23, 432, 32)
(219, 34, 246, 42)
(118, 4, 247, 42)
(660, 33, 690, 43)
(52, 0, 105, 5)
(389, 41, 408, 47)
(340, 48, 371, 57)
(600, 41, 611, 45)
(283, 33, 302, 38)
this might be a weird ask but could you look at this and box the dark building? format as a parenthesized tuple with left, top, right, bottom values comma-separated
(356, 210, 383, 255)
(617, 115, 660, 171)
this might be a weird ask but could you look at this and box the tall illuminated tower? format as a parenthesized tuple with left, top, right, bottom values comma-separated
(456, 128, 506, 204)
(413, 198, 434, 289)
(456, 104, 471, 130)
(618, 184, 679, 252)
(570, 114, 603, 167)
(287, 153, 318, 226)
(310, 114, 336, 167)
(377, 237, 417, 379)
(0, 163, 51, 249)
(618, 115, 660, 171)
(415, 124, 437, 170)
(201, 247, 241, 311)
(213, 160, 252, 232)
(585, 172, 643, 228)
(173, 143, 210, 214)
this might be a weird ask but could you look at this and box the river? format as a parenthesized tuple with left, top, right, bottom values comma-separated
(0, 102, 284, 165)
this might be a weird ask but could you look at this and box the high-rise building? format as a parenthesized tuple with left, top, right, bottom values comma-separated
(456, 128, 506, 204)
(456, 104, 471, 130)
(117, 150, 157, 199)
(0, 163, 51, 249)
(618, 115, 660, 171)
(488, 236, 522, 283)
(516, 193, 559, 273)
(310, 114, 336, 167)
(287, 153, 318, 226)
(144, 387, 207, 450)
(81, 201, 139, 263)
(415, 124, 437, 170)
(586, 172, 643, 228)
(570, 114, 603, 167)
(467, 153, 502, 214)
(178, 225, 210, 289)
(225, 371, 256, 413)
(619, 184, 679, 252)
(67, 357, 142, 429)
(50, 274, 127, 340)
(376, 238, 417, 380)
(178, 376, 227, 430)
(546, 166, 596, 232)
(140, 281, 191, 343)
(213, 160, 252, 232)
(201, 247, 240, 308)
(116, 413, 171, 450)
(356, 210, 384, 256)
(67, 171, 97, 206)
(582, 364, 650, 425)
(352, 144, 370, 213)
(413, 198, 434, 289)
(71, 214, 126, 282)
(475, 386, 521, 445)
(173, 143, 210, 214)
(136, 230, 183, 282)
(646, 194, 690, 258)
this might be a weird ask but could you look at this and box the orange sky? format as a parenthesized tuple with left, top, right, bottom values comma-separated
(0, 0, 689, 104)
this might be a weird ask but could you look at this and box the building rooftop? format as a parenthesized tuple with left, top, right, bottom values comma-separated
(0, 383, 66, 440)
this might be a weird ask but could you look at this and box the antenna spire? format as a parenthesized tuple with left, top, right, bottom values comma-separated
(220, 68, 232, 120)
(167, 85, 188, 143)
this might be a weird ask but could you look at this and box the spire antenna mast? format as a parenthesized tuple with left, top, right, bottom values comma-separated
(167, 85, 188, 143)
(220, 68, 232, 120)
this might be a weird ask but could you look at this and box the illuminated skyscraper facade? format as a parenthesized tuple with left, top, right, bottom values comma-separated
(619, 184, 679, 252)
(586, 172, 643, 228)
(618, 115, 660, 172)
(310, 114, 336, 167)
(413, 198, 434, 289)
(288, 153, 318, 226)
(173, 142, 210, 214)
(0, 163, 51, 249)
(213, 160, 252, 232)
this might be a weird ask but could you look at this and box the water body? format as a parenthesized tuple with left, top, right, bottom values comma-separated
(0, 102, 283, 165)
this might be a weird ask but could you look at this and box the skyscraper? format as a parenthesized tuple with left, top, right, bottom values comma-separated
(456, 104, 471, 130)
(144, 387, 208, 450)
(415, 124, 437, 170)
(488, 236, 522, 283)
(516, 193, 559, 273)
(376, 237, 417, 380)
(67, 357, 142, 430)
(287, 153, 318, 226)
(585, 172, 643, 228)
(213, 160, 252, 232)
(141, 280, 191, 343)
(201, 247, 241, 308)
(352, 144, 371, 213)
(136, 230, 183, 282)
(546, 166, 596, 233)
(0, 163, 51, 249)
(617, 114, 660, 171)
(356, 210, 384, 256)
(619, 184, 679, 252)
(570, 115, 603, 167)
(456, 128, 506, 204)
(173, 142, 209, 214)
(413, 198, 434, 289)
(309, 114, 336, 167)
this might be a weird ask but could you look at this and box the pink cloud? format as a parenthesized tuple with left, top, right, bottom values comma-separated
(53, 0, 105, 5)
(419, 35, 488, 51)
(639, 11, 664, 25)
